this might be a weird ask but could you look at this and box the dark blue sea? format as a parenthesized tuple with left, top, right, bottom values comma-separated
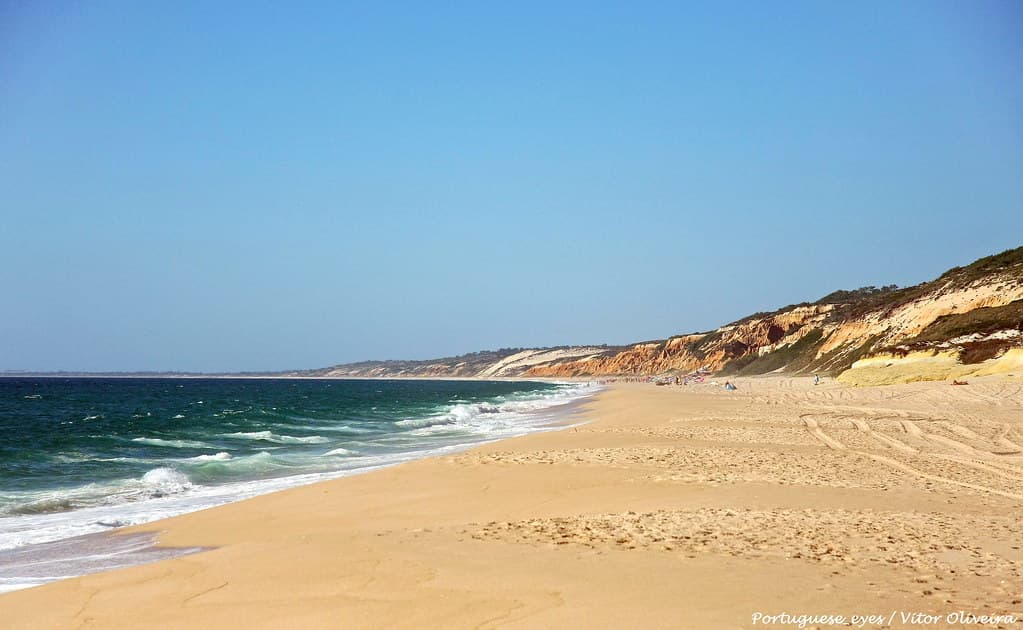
(0, 377, 594, 591)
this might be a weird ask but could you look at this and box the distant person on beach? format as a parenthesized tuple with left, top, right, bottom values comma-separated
(814, 374, 820, 386)
(724, 381, 736, 391)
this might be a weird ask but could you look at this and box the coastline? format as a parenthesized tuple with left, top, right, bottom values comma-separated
(0, 379, 595, 592)
(4, 377, 1022, 628)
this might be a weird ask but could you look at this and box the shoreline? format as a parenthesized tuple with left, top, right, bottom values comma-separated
(4, 377, 1021, 628)
(0, 381, 598, 593)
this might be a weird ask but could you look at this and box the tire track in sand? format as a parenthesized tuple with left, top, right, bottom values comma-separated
(860, 453, 1023, 502)
(900, 420, 924, 437)
(963, 455, 1023, 478)
(801, 416, 846, 450)
(938, 422, 1020, 455)
(939, 422, 985, 442)
(806, 417, 1023, 502)
(929, 454, 1023, 483)
(848, 419, 917, 455)
(994, 424, 1023, 455)
(921, 430, 1023, 459)
(922, 433, 986, 457)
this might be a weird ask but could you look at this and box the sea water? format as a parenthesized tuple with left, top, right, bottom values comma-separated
(0, 377, 595, 592)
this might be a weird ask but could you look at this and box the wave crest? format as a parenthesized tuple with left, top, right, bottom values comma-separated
(222, 431, 329, 444)
(141, 468, 192, 491)
(322, 447, 357, 457)
(188, 452, 233, 462)
(132, 437, 215, 449)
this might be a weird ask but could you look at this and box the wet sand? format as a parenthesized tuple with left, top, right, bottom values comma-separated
(3, 377, 1022, 628)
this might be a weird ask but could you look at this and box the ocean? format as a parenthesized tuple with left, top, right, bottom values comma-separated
(0, 377, 594, 592)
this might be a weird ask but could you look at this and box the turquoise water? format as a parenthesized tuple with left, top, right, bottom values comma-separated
(0, 377, 593, 560)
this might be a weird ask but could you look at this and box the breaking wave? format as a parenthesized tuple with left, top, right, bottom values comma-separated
(187, 452, 233, 462)
(322, 447, 358, 457)
(132, 437, 217, 449)
(222, 431, 330, 444)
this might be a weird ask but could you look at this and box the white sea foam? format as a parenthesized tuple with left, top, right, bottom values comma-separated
(0, 467, 193, 521)
(132, 437, 215, 449)
(322, 447, 357, 457)
(140, 468, 192, 491)
(222, 431, 329, 444)
(394, 416, 454, 429)
(0, 532, 205, 595)
(224, 430, 275, 440)
(393, 385, 593, 437)
(298, 424, 377, 434)
(279, 435, 330, 444)
(188, 452, 232, 462)
(213, 451, 274, 471)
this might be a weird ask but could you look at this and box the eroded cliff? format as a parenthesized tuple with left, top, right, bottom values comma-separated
(305, 247, 1023, 383)
(526, 248, 1023, 380)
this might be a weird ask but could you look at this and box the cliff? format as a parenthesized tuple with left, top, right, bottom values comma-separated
(304, 247, 1023, 383)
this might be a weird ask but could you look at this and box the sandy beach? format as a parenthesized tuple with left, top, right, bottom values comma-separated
(4, 377, 1022, 629)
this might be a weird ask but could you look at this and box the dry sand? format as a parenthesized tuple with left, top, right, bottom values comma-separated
(3, 377, 1023, 629)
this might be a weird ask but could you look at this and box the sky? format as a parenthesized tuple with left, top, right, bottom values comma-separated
(1, 1, 1022, 372)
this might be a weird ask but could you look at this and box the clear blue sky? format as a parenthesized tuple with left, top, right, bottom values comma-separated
(2, 2, 1021, 372)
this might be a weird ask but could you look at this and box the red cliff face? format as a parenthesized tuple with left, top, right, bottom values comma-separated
(523, 305, 835, 377)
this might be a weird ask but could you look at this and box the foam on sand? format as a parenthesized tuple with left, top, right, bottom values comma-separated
(0, 532, 204, 594)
